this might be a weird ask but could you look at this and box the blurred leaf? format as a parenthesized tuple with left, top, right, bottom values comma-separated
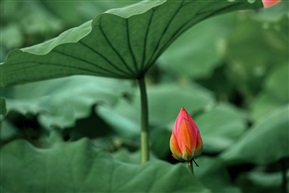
(222, 105, 289, 165)
(1, 0, 62, 45)
(151, 128, 172, 159)
(224, 14, 288, 103)
(40, 0, 140, 26)
(98, 82, 214, 136)
(0, 0, 262, 86)
(225, 14, 288, 68)
(255, 1, 289, 22)
(196, 103, 247, 153)
(196, 157, 242, 193)
(0, 111, 50, 148)
(1, 139, 211, 193)
(250, 93, 284, 122)
(112, 148, 158, 164)
(146, 83, 214, 126)
(0, 24, 24, 50)
(0, 97, 7, 120)
(159, 12, 236, 79)
(3, 76, 131, 128)
(112, 148, 143, 164)
(236, 169, 289, 193)
(97, 100, 140, 137)
(0, 0, 140, 56)
(0, 120, 19, 144)
(251, 63, 289, 121)
(264, 63, 288, 102)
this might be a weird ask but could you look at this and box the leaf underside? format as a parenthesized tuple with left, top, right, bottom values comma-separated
(0, 0, 262, 87)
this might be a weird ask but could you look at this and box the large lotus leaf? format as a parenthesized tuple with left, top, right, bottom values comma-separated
(2, 76, 132, 128)
(1, 139, 211, 193)
(112, 148, 158, 164)
(97, 82, 214, 136)
(0, 0, 262, 87)
(222, 105, 289, 165)
(1, 0, 139, 47)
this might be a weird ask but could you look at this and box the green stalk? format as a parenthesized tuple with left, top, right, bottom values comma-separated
(138, 76, 149, 163)
(188, 160, 194, 175)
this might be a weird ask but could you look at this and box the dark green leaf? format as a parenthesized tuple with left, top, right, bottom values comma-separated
(225, 14, 288, 69)
(39, 0, 139, 26)
(0, 24, 24, 50)
(98, 82, 214, 136)
(146, 83, 214, 126)
(0, 0, 262, 86)
(3, 76, 131, 128)
(151, 128, 172, 159)
(0, 120, 19, 144)
(1, 139, 211, 193)
(224, 14, 288, 102)
(0, 97, 7, 120)
(222, 105, 289, 164)
(196, 157, 242, 193)
(196, 103, 247, 153)
(112, 148, 159, 164)
(159, 12, 236, 79)
(264, 63, 289, 102)
(236, 168, 289, 193)
(250, 63, 289, 121)
(255, 1, 289, 21)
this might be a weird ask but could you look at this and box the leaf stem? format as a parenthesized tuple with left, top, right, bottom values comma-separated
(138, 76, 149, 163)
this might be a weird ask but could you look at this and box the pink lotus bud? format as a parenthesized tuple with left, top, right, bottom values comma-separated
(262, 0, 281, 7)
(170, 107, 203, 162)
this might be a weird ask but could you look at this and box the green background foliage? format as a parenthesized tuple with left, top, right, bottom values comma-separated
(1, 0, 288, 192)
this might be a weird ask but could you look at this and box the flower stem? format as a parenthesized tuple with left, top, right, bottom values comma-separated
(188, 160, 194, 175)
(138, 76, 149, 163)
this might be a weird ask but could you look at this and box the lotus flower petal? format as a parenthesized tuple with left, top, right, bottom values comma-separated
(262, 0, 281, 7)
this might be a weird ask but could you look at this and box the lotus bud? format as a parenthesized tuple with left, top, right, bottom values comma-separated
(170, 107, 203, 162)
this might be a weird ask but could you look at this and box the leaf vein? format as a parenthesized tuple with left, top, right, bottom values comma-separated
(51, 49, 126, 78)
(147, 1, 185, 66)
(78, 40, 131, 76)
(140, 9, 155, 71)
(126, 19, 138, 72)
(99, 18, 135, 75)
